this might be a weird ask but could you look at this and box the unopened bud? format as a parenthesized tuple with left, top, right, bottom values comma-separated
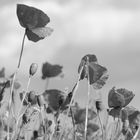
(29, 63, 38, 76)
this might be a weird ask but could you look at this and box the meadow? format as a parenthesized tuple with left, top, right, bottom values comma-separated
(0, 4, 139, 140)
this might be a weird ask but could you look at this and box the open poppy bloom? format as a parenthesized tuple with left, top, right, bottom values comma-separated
(17, 4, 53, 42)
(42, 89, 72, 114)
(42, 62, 63, 79)
(78, 54, 108, 89)
(108, 87, 135, 118)
(73, 108, 97, 124)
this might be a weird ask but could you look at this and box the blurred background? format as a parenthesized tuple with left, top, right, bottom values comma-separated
(0, 0, 140, 108)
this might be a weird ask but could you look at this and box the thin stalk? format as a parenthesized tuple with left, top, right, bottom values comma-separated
(59, 66, 84, 140)
(84, 58, 90, 140)
(104, 110, 109, 140)
(84, 72, 90, 140)
(7, 31, 26, 140)
(70, 107, 76, 140)
(17, 75, 31, 118)
(13, 75, 31, 139)
(97, 111, 104, 140)
(66, 65, 84, 117)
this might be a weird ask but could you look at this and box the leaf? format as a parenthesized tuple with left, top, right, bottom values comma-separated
(108, 87, 125, 108)
(116, 88, 135, 107)
(42, 62, 63, 79)
(26, 27, 53, 42)
(0, 67, 5, 78)
(17, 4, 50, 29)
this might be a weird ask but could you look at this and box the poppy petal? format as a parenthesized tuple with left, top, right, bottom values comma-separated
(108, 87, 125, 108)
(17, 4, 50, 29)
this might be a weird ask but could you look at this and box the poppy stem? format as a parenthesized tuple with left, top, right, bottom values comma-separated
(7, 30, 26, 140)
(17, 30, 26, 68)
(70, 107, 76, 140)
(59, 66, 84, 140)
(97, 111, 104, 140)
(14, 75, 31, 139)
(84, 57, 90, 140)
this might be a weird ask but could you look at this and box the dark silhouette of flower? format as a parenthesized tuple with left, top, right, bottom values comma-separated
(78, 54, 108, 86)
(42, 62, 63, 79)
(108, 87, 135, 118)
(17, 4, 53, 42)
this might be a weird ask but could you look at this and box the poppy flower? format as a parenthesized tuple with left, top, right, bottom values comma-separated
(17, 4, 53, 42)
(78, 54, 108, 86)
(42, 89, 70, 113)
(73, 108, 97, 124)
(108, 87, 134, 109)
(42, 62, 63, 79)
(108, 87, 135, 118)
(77, 122, 99, 136)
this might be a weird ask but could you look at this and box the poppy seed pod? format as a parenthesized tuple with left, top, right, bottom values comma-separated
(29, 63, 38, 76)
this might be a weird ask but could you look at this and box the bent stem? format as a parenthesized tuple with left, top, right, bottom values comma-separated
(7, 31, 26, 140)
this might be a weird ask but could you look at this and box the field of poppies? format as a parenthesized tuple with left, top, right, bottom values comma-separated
(0, 4, 140, 140)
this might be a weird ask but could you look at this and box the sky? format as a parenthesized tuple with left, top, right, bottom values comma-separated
(0, 0, 140, 109)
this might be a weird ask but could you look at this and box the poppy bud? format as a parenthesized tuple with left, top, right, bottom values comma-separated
(37, 95, 44, 107)
(29, 63, 38, 76)
(28, 91, 37, 105)
(96, 100, 104, 112)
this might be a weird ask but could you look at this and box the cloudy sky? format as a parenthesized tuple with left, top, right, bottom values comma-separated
(0, 0, 140, 109)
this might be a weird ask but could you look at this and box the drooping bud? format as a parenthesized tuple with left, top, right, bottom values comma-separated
(29, 63, 38, 76)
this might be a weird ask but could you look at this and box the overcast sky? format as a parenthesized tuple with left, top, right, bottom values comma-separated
(0, 0, 140, 109)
